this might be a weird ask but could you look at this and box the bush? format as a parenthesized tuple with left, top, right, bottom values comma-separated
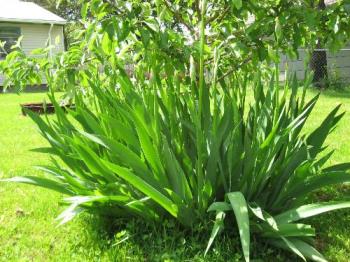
(3, 67, 350, 261)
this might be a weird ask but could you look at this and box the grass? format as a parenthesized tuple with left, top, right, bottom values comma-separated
(0, 89, 349, 261)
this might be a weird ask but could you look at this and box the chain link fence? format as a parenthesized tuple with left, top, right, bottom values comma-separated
(280, 48, 350, 88)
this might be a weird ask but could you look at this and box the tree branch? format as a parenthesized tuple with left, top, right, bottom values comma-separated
(217, 56, 253, 82)
(163, 1, 195, 35)
(206, 5, 230, 25)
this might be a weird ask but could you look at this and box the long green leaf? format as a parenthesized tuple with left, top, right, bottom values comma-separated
(73, 142, 118, 183)
(323, 163, 350, 173)
(227, 192, 250, 262)
(162, 137, 192, 202)
(205, 211, 226, 255)
(1, 176, 73, 195)
(288, 238, 327, 262)
(207, 201, 231, 212)
(269, 238, 327, 262)
(307, 105, 343, 158)
(261, 223, 315, 238)
(102, 160, 179, 218)
(280, 236, 306, 261)
(275, 201, 350, 224)
(78, 131, 162, 188)
(280, 171, 350, 204)
(132, 107, 168, 187)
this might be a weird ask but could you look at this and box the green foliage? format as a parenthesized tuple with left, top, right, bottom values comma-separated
(1, 91, 350, 261)
(3, 0, 350, 92)
(2, 1, 350, 261)
(4, 68, 350, 261)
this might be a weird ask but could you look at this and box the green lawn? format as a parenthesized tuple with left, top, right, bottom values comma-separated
(0, 90, 349, 261)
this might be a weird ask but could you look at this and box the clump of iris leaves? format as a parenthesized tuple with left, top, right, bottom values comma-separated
(3, 65, 350, 262)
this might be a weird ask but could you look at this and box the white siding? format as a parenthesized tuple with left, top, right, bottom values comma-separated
(327, 48, 350, 79)
(280, 44, 350, 82)
(21, 23, 65, 55)
(0, 22, 65, 86)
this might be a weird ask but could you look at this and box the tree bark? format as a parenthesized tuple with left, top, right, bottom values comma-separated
(310, 0, 328, 88)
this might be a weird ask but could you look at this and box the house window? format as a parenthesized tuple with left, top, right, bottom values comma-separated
(0, 27, 21, 59)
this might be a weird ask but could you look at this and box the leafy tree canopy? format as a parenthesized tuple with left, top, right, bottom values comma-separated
(3, 0, 350, 90)
(74, 0, 350, 82)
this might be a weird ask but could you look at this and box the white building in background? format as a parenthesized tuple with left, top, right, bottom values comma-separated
(0, 0, 66, 86)
(279, 48, 350, 82)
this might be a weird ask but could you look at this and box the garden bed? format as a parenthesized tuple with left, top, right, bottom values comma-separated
(20, 102, 75, 116)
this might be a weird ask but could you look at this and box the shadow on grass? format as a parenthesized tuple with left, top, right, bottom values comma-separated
(77, 214, 296, 262)
(312, 208, 350, 257)
(308, 186, 350, 258)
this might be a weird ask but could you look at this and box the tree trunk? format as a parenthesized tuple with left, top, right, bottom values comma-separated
(310, 0, 328, 88)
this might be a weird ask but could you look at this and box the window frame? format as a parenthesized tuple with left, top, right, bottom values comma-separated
(0, 26, 21, 59)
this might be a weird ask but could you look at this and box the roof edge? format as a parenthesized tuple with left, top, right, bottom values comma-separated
(0, 18, 66, 25)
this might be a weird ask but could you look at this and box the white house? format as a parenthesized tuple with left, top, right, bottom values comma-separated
(0, 0, 66, 86)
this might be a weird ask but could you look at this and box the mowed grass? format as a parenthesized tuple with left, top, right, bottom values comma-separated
(0, 90, 349, 261)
